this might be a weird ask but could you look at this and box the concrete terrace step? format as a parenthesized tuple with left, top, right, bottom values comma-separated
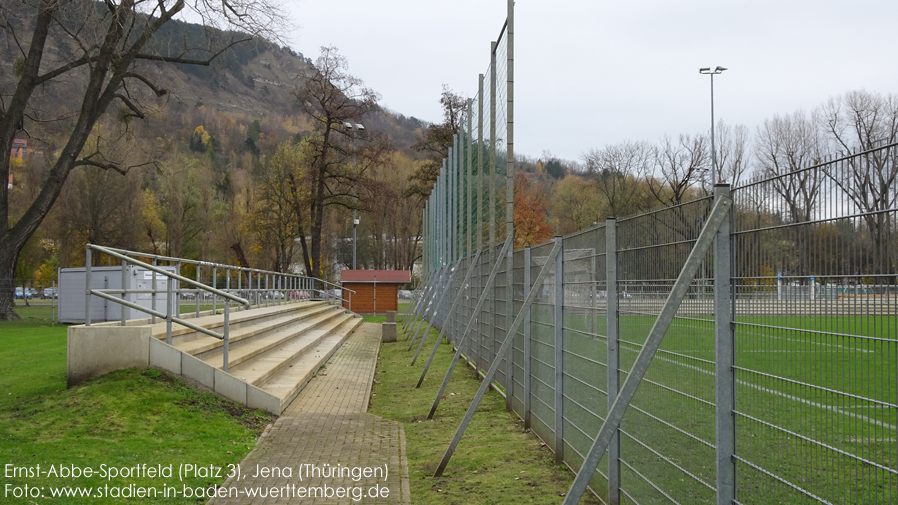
(171, 304, 337, 358)
(148, 301, 331, 343)
(129, 300, 365, 414)
(226, 312, 358, 386)
(261, 316, 363, 410)
(197, 308, 348, 370)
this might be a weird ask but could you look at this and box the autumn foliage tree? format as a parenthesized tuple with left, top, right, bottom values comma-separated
(0, 0, 284, 320)
(513, 172, 554, 248)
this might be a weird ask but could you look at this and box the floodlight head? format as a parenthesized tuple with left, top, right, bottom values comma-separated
(355, 124, 365, 130)
(715, 66, 727, 72)
(699, 67, 711, 73)
(343, 121, 353, 129)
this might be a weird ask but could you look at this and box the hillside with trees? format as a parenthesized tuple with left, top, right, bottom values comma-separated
(1, 1, 427, 319)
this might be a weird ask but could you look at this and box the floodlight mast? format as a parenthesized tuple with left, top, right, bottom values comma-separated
(699, 66, 727, 188)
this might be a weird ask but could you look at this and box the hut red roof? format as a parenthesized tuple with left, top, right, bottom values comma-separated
(340, 270, 411, 283)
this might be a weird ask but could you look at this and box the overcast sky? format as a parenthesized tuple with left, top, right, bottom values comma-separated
(283, 0, 897, 162)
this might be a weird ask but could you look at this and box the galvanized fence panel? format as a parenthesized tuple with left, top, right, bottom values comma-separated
(730, 146, 897, 505)
(425, 145, 897, 504)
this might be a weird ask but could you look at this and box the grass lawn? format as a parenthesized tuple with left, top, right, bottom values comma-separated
(369, 322, 603, 505)
(0, 306, 275, 503)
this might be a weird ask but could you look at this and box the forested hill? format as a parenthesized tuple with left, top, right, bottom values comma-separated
(6, 9, 429, 284)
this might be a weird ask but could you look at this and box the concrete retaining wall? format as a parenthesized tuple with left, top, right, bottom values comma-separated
(66, 324, 281, 414)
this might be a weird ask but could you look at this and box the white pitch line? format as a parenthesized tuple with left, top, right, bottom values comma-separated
(736, 328, 875, 354)
(640, 350, 897, 432)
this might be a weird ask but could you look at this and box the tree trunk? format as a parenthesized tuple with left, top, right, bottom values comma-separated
(0, 247, 21, 320)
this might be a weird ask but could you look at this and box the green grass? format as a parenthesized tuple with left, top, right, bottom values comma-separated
(0, 307, 275, 503)
(533, 307, 897, 505)
(369, 324, 603, 505)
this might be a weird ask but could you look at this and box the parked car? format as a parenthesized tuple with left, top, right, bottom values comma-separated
(41, 287, 58, 299)
(14, 287, 32, 299)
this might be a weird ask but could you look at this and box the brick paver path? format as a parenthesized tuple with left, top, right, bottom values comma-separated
(209, 323, 411, 504)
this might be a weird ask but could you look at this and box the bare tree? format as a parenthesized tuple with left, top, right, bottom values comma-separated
(755, 109, 825, 278)
(715, 120, 752, 188)
(293, 45, 387, 280)
(649, 133, 709, 205)
(581, 140, 653, 218)
(819, 90, 898, 280)
(0, 0, 285, 319)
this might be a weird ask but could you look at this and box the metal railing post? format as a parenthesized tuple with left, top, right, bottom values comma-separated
(120, 259, 127, 326)
(85, 246, 92, 326)
(166, 273, 173, 344)
(175, 261, 181, 318)
(212, 266, 217, 314)
(714, 184, 735, 505)
(223, 302, 230, 372)
(606, 217, 621, 505)
(237, 267, 242, 311)
(195, 264, 201, 317)
(151, 259, 157, 324)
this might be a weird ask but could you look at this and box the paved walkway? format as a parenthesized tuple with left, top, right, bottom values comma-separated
(210, 323, 411, 504)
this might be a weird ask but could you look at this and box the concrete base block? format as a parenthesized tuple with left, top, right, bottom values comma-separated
(67, 325, 151, 387)
(247, 386, 281, 414)
(181, 353, 214, 390)
(149, 338, 181, 375)
(214, 368, 247, 405)
(385, 311, 397, 323)
(382, 322, 397, 343)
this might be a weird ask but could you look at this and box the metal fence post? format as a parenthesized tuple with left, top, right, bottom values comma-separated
(523, 246, 532, 430)
(606, 217, 621, 505)
(561, 194, 733, 505)
(505, 238, 514, 411)
(714, 184, 735, 505)
(554, 235, 564, 463)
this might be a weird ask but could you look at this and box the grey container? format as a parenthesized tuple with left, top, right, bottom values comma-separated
(59, 265, 178, 324)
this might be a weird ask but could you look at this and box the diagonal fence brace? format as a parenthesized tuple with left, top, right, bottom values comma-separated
(404, 271, 436, 341)
(404, 269, 436, 335)
(432, 238, 562, 477)
(421, 237, 513, 395)
(412, 250, 483, 366)
(408, 263, 460, 356)
(561, 194, 733, 505)
(407, 266, 448, 349)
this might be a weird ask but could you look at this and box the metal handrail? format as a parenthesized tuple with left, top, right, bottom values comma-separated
(83, 244, 345, 373)
(91, 245, 250, 306)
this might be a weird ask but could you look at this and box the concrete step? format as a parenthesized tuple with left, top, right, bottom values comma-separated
(142, 300, 362, 414)
(198, 308, 348, 370)
(148, 301, 331, 344)
(261, 316, 363, 410)
(173, 304, 337, 358)
(226, 312, 357, 387)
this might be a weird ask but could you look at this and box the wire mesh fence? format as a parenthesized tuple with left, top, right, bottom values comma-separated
(416, 143, 897, 505)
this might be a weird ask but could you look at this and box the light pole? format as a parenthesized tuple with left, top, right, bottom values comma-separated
(699, 66, 726, 187)
(343, 122, 365, 269)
